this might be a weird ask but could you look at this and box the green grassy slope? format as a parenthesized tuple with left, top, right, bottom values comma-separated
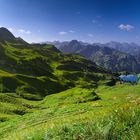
(1, 83, 140, 140)
(0, 39, 113, 100)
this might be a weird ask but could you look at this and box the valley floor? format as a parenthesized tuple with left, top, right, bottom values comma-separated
(1, 83, 140, 140)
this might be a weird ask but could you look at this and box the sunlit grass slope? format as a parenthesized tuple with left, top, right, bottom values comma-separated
(1, 84, 140, 140)
(0, 41, 112, 100)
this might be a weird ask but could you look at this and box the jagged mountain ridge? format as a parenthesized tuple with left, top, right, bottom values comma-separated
(50, 40, 140, 56)
(56, 40, 140, 73)
(103, 41, 140, 56)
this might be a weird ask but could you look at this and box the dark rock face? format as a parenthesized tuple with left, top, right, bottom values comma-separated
(0, 27, 15, 41)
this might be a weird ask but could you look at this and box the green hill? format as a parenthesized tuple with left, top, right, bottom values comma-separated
(1, 28, 139, 140)
(1, 84, 140, 140)
(0, 28, 113, 101)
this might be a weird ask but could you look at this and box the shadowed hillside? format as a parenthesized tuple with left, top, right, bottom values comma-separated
(0, 28, 113, 100)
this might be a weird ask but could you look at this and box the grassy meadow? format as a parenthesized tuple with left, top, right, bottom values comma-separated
(1, 83, 140, 140)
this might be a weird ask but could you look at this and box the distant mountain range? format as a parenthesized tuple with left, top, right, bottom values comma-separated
(47, 40, 140, 73)
(45, 40, 140, 55)
(102, 41, 140, 56)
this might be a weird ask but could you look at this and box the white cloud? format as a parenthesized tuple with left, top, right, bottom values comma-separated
(8, 28, 13, 32)
(59, 31, 67, 35)
(118, 24, 134, 31)
(18, 29, 31, 34)
(18, 29, 25, 33)
(88, 34, 94, 37)
(26, 31, 31, 34)
(69, 30, 75, 33)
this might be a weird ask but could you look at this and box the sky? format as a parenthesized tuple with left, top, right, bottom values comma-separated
(0, 0, 140, 43)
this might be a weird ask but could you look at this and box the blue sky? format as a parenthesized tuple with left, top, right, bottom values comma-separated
(0, 0, 140, 43)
